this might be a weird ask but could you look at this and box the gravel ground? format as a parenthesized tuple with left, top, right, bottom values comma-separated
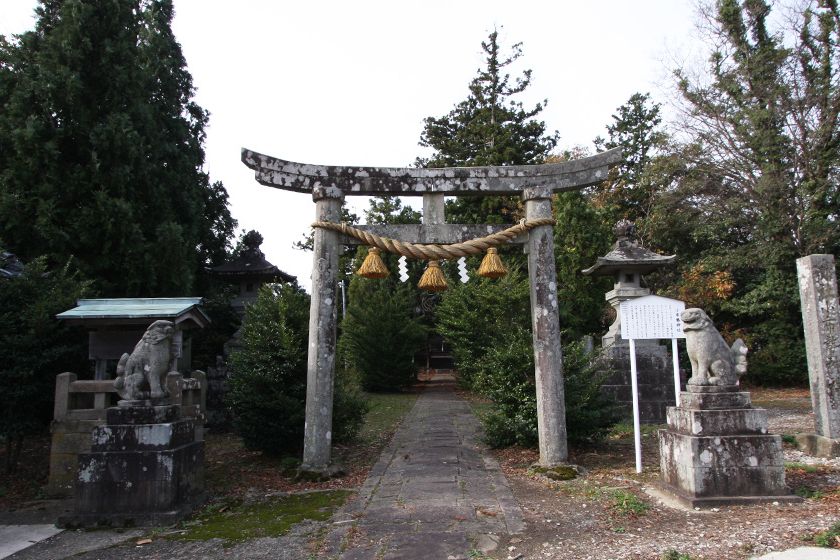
(486, 387, 839, 560)
(7, 388, 838, 560)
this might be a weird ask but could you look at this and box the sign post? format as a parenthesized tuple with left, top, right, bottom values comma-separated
(619, 295, 686, 473)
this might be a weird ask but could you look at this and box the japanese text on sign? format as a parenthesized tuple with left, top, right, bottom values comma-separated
(620, 295, 686, 340)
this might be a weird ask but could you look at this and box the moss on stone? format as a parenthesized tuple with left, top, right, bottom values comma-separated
(169, 490, 351, 546)
(529, 464, 579, 480)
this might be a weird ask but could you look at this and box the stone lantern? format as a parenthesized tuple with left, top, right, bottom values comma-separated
(210, 230, 296, 316)
(582, 220, 676, 422)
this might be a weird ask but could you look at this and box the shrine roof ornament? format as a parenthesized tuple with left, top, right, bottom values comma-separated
(241, 147, 622, 196)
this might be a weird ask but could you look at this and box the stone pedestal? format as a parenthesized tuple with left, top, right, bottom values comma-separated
(600, 341, 676, 424)
(658, 388, 800, 508)
(60, 404, 204, 527)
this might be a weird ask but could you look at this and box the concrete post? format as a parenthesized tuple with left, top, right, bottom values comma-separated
(523, 187, 568, 465)
(796, 254, 840, 456)
(54, 372, 76, 421)
(423, 193, 445, 225)
(302, 186, 344, 471)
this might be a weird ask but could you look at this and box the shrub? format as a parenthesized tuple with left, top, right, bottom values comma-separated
(340, 276, 426, 392)
(228, 284, 366, 456)
(437, 271, 620, 447)
(477, 326, 620, 447)
(0, 256, 89, 472)
(435, 268, 530, 391)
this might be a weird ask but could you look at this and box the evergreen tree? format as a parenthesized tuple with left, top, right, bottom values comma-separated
(340, 277, 426, 392)
(0, 0, 235, 297)
(0, 254, 90, 472)
(593, 92, 667, 229)
(417, 29, 559, 223)
(228, 284, 366, 455)
(650, 0, 840, 384)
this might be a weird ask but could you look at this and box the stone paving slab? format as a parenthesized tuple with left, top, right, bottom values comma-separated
(752, 547, 840, 559)
(0, 525, 63, 559)
(324, 373, 524, 559)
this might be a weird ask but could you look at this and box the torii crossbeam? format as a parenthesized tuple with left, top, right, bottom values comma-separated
(242, 147, 621, 471)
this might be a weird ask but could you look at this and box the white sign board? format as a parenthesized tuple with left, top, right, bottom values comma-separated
(621, 295, 686, 340)
(618, 294, 687, 474)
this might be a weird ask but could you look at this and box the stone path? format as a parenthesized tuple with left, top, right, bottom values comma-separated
(0, 525, 63, 559)
(325, 372, 524, 559)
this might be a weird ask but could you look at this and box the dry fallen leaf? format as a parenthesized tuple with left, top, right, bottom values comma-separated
(136, 538, 152, 545)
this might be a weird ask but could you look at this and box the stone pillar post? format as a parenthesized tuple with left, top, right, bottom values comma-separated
(302, 186, 344, 471)
(796, 254, 840, 457)
(523, 187, 568, 465)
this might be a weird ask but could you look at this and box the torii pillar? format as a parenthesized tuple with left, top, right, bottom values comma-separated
(242, 148, 621, 472)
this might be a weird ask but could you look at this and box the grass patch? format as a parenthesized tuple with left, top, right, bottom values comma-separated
(795, 485, 824, 499)
(357, 392, 418, 445)
(609, 422, 661, 439)
(170, 490, 351, 546)
(610, 489, 650, 516)
(802, 521, 840, 548)
(785, 462, 818, 473)
(781, 434, 796, 445)
(583, 485, 650, 517)
(661, 550, 695, 560)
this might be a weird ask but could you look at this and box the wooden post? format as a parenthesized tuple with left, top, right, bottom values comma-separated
(523, 187, 568, 465)
(302, 186, 344, 471)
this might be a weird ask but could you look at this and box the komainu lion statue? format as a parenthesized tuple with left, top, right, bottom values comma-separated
(682, 308, 748, 387)
(114, 320, 176, 402)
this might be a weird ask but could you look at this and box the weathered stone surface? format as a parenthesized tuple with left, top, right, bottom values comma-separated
(682, 308, 748, 387)
(584, 221, 678, 423)
(322, 374, 524, 560)
(113, 320, 177, 402)
(679, 390, 752, 410)
(61, 405, 204, 527)
(794, 433, 840, 457)
(90, 420, 197, 452)
(600, 343, 676, 424)
(666, 407, 770, 436)
(106, 404, 180, 425)
(301, 188, 343, 471)
(242, 147, 621, 196)
(658, 385, 799, 508)
(796, 254, 840, 455)
(524, 190, 568, 465)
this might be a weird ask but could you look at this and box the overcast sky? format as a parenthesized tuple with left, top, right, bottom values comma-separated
(1, 1, 702, 291)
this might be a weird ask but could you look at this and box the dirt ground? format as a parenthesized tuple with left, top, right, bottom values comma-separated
(1, 386, 837, 560)
(486, 386, 840, 560)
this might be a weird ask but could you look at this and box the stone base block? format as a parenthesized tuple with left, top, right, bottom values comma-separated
(107, 405, 180, 425)
(599, 343, 677, 424)
(659, 429, 797, 501)
(654, 482, 802, 509)
(666, 405, 770, 437)
(679, 391, 751, 409)
(795, 433, 840, 458)
(59, 508, 195, 529)
(61, 405, 204, 528)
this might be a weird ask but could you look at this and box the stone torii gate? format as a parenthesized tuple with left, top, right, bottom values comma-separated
(242, 147, 621, 471)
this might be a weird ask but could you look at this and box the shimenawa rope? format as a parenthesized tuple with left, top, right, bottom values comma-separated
(311, 218, 555, 261)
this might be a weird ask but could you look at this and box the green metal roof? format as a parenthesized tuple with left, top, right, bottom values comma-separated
(56, 297, 209, 327)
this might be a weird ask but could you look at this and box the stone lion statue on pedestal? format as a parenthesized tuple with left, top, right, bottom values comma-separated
(682, 308, 748, 387)
(114, 320, 176, 402)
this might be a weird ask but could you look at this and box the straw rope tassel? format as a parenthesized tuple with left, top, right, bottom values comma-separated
(418, 260, 447, 292)
(357, 247, 389, 279)
(477, 247, 507, 279)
